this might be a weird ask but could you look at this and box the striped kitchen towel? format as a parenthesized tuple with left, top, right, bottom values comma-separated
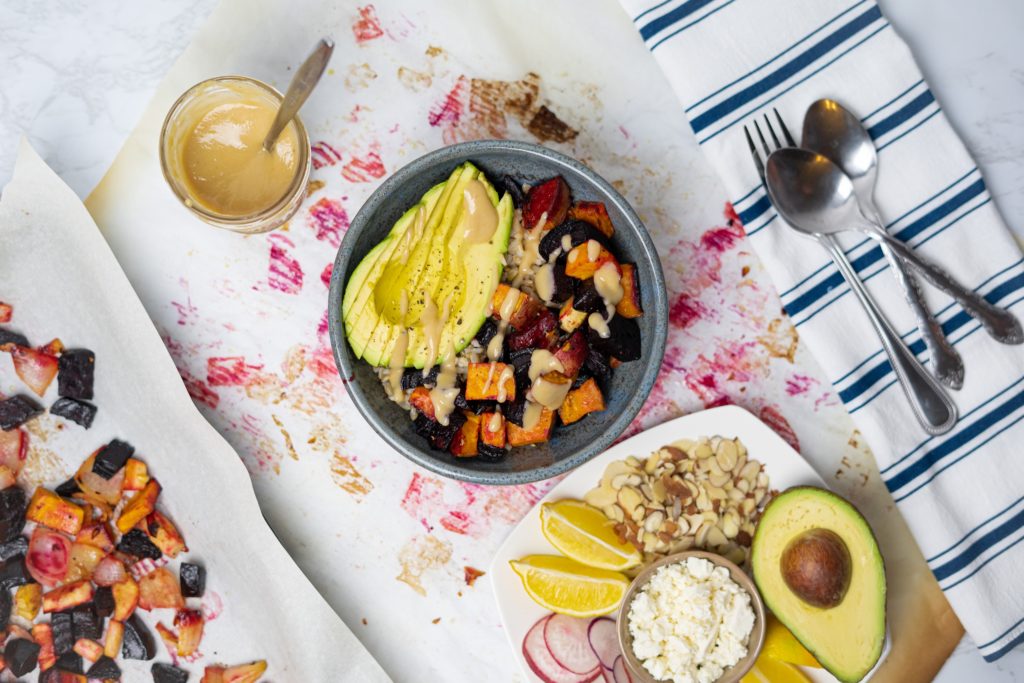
(619, 0, 1024, 662)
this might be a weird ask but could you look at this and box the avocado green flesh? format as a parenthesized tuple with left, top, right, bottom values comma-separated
(342, 162, 511, 368)
(751, 487, 886, 683)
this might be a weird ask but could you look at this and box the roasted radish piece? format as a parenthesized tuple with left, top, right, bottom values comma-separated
(42, 580, 93, 613)
(559, 298, 587, 333)
(76, 524, 115, 554)
(138, 567, 184, 610)
(64, 543, 105, 583)
(466, 363, 516, 402)
(74, 453, 124, 506)
(449, 412, 481, 457)
(565, 241, 618, 280)
(152, 662, 189, 683)
(32, 622, 57, 670)
(7, 345, 59, 397)
(144, 510, 188, 558)
(15, 582, 41, 620)
(121, 614, 155, 660)
(202, 660, 268, 683)
(38, 338, 65, 356)
(559, 377, 606, 425)
(180, 562, 206, 598)
(568, 201, 615, 237)
(28, 526, 74, 586)
(480, 412, 507, 449)
(115, 479, 160, 533)
(27, 488, 85, 536)
(523, 177, 570, 231)
(507, 408, 556, 447)
(73, 638, 103, 663)
(0, 395, 42, 430)
(553, 331, 589, 378)
(616, 263, 643, 318)
(56, 349, 94, 400)
(111, 578, 139, 621)
(174, 609, 204, 657)
(92, 557, 126, 587)
(408, 387, 436, 420)
(102, 620, 123, 659)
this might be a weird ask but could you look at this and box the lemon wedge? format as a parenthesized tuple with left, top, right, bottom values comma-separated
(741, 656, 812, 683)
(509, 555, 629, 617)
(762, 614, 821, 668)
(540, 500, 642, 571)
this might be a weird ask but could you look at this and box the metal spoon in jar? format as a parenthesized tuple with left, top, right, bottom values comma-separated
(262, 38, 335, 152)
(802, 98, 965, 389)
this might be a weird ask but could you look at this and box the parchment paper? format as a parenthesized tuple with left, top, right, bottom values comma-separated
(0, 140, 391, 681)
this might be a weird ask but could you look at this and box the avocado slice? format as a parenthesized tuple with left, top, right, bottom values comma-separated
(751, 487, 886, 683)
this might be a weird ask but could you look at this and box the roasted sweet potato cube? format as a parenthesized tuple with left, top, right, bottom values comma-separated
(27, 488, 85, 536)
(201, 660, 268, 683)
(616, 263, 643, 318)
(465, 363, 516, 402)
(42, 580, 93, 613)
(144, 511, 188, 558)
(559, 377, 606, 425)
(507, 407, 555, 446)
(15, 582, 40, 620)
(553, 331, 588, 378)
(559, 298, 587, 333)
(408, 387, 435, 420)
(73, 638, 103, 663)
(449, 413, 480, 458)
(568, 201, 614, 238)
(565, 241, 618, 280)
(75, 524, 114, 554)
(102, 620, 123, 659)
(138, 567, 184, 610)
(115, 479, 160, 533)
(32, 623, 56, 671)
(123, 459, 149, 491)
(491, 284, 526, 321)
(112, 577, 138, 621)
(480, 413, 507, 449)
(523, 177, 570, 231)
(175, 609, 205, 657)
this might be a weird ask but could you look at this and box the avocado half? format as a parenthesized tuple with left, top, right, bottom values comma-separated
(343, 162, 513, 368)
(750, 486, 886, 683)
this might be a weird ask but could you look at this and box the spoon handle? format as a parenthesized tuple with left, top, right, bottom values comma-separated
(865, 229, 1024, 345)
(262, 38, 335, 152)
(820, 235, 957, 434)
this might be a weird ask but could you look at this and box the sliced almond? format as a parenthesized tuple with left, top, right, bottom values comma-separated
(715, 439, 738, 471)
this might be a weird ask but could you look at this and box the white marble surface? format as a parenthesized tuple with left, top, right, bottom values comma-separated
(1, 0, 1022, 680)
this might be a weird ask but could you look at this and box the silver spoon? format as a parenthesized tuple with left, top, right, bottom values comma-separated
(767, 148, 1023, 345)
(803, 99, 965, 389)
(262, 38, 335, 152)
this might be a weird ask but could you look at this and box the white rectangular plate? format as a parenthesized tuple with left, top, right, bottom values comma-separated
(490, 405, 888, 682)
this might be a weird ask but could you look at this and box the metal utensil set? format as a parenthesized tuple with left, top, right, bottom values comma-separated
(745, 102, 1022, 435)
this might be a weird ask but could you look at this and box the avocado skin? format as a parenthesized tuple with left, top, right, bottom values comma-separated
(751, 486, 886, 683)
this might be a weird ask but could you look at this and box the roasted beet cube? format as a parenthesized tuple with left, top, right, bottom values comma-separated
(573, 280, 606, 314)
(498, 175, 525, 208)
(549, 256, 575, 304)
(92, 439, 133, 479)
(473, 317, 499, 347)
(571, 368, 594, 390)
(152, 662, 189, 683)
(121, 614, 155, 660)
(413, 414, 434, 439)
(465, 399, 498, 415)
(0, 584, 10, 629)
(0, 487, 27, 544)
(400, 365, 440, 392)
(72, 603, 101, 640)
(477, 443, 508, 462)
(0, 327, 29, 348)
(57, 349, 95, 400)
(51, 610, 74, 655)
(584, 348, 614, 386)
(5, 636, 40, 676)
(553, 331, 589, 378)
(93, 586, 114, 618)
(538, 220, 612, 261)
(507, 310, 557, 351)
(86, 655, 121, 679)
(452, 392, 471, 412)
(0, 552, 30, 589)
(179, 563, 206, 598)
(54, 651, 83, 673)
(504, 396, 528, 427)
(0, 395, 43, 430)
(116, 529, 161, 560)
(54, 478, 80, 498)
(427, 412, 466, 452)
(0, 535, 27, 561)
(523, 176, 570, 231)
(587, 315, 641, 362)
(49, 398, 97, 429)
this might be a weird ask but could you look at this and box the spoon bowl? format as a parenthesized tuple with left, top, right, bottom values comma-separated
(802, 99, 878, 193)
(765, 147, 862, 236)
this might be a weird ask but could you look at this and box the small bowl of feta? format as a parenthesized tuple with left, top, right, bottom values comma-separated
(618, 551, 766, 683)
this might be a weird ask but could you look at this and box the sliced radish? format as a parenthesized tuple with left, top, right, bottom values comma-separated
(611, 656, 632, 683)
(8, 345, 58, 396)
(545, 614, 602, 675)
(93, 556, 127, 586)
(524, 615, 600, 683)
(601, 669, 615, 683)
(587, 617, 620, 670)
(26, 527, 71, 586)
(0, 428, 27, 475)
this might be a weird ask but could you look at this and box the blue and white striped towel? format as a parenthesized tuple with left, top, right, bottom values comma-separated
(619, 0, 1024, 662)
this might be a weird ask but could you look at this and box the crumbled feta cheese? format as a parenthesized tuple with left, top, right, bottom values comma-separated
(627, 557, 755, 683)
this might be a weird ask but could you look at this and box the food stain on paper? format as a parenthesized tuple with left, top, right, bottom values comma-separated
(311, 141, 343, 170)
(330, 453, 374, 500)
(267, 233, 304, 294)
(351, 5, 384, 43)
(397, 66, 432, 91)
(463, 566, 485, 587)
(271, 414, 299, 461)
(207, 356, 265, 387)
(341, 145, 387, 183)
(307, 197, 350, 247)
(759, 405, 800, 452)
(759, 318, 798, 363)
(344, 63, 377, 92)
(396, 534, 453, 597)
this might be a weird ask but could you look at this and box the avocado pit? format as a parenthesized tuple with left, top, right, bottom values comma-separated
(780, 528, 851, 608)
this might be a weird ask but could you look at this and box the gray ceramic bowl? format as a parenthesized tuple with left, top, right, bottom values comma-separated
(327, 140, 667, 484)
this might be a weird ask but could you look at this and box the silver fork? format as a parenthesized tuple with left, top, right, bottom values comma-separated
(745, 110, 957, 435)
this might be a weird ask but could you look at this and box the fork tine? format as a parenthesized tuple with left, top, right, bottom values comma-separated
(744, 125, 766, 183)
(774, 108, 797, 147)
(753, 120, 771, 158)
(763, 113, 782, 150)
